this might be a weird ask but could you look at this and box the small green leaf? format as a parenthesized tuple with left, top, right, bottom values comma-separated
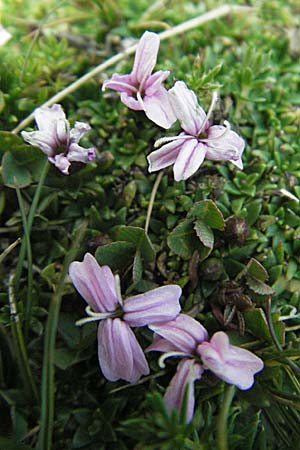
(95, 241, 135, 271)
(187, 200, 224, 230)
(244, 308, 284, 345)
(133, 250, 143, 283)
(243, 308, 270, 341)
(2, 152, 32, 188)
(194, 220, 214, 249)
(117, 226, 155, 262)
(246, 199, 262, 226)
(247, 258, 269, 281)
(246, 276, 274, 295)
(167, 219, 198, 258)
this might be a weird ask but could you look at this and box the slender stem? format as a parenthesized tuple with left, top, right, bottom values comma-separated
(12, 4, 253, 134)
(216, 384, 235, 450)
(145, 171, 163, 234)
(14, 159, 49, 291)
(15, 187, 33, 337)
(38, 220, 88, 450)
(19, 28, 40, 84)
(0, 238, 21, 264)
(8, 272, 39, 402)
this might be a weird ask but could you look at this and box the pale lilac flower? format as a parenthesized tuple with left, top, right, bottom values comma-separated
(102, 31, 176, 129)
(197, 331, 264, 390)
(147, 81, 245, 181)
(148, 314, 263, 422)
(69, 253, 181, 383)
(163, 359, 203, 423)
(21, 104, 96, 175)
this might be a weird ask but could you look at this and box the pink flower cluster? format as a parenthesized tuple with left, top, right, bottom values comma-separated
(104, 31, 245, 181)
(69, 254, 263, 423)
(20, 30, 260, 424)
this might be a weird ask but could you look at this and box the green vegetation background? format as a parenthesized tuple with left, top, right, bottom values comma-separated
(1, 0, 300, 449)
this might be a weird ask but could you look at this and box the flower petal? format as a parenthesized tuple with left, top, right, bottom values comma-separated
(144, 70, 170, 96)
(145, 335, 179, 353)
(205, 126, 245, 164)
(21, 130, 55, 156)
(34, 104, 66, 134)
(70, 121, 91, 143)
(131, 31, 160, 84)
(120, 92, 143, 110)
(123, 285, 181, 327)
(164, 359, 203, 423)
(102, 73, 137, 94)
(143, 86, 177, 129)
(68, 143, 96, 163)
(197, 331, 264, 390)
(98, 319, 149, 383)
(49, 154, 70, 175)
(69, 253, 118, 313)
(173, 140, 206, 181)
(168, 81, 206, 135)
(149, 314, 209, 354)
(147, 139, 183, 173)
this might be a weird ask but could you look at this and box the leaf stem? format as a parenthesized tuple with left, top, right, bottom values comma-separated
(145, 171, 163, 234)
(216, 384, 235, 450)
(12, 4, 253, 133)
(38, 220, 88, 450)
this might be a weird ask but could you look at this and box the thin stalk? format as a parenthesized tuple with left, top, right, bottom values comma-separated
(0, 238, 21, 264)
(19, 28, 40, 84)
(14, 159, 49, 291)
(145, 171, 163, 234)
(8, 273, 39, 402)
(12, 4, 253, 134)
(15, 187, 33, 337)
(38, 220, 88, 450)
(216, 385, 235, 450)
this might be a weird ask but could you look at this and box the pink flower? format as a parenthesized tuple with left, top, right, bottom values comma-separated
(197, 332, 264, 390)
(102, 31, 176, 129)
(69, 253, 181, 383)
(163, 359, 203, 423)
(21, 104, 96, 175)
(147, 81, 245, 181)
(148, 314, 263, 422)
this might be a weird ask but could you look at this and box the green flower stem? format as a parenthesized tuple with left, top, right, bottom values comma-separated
(216, 384, 236, 450)
(145, 171, 163, 234)
(12, 4, 252, 134)
(8, 272, 39, 402)
(14, 159, 49, 292)
(38, 220, 88, 450)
